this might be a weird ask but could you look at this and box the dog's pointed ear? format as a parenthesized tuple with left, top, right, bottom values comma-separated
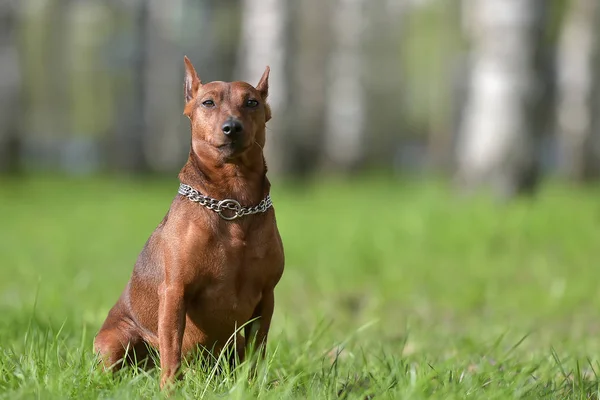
(184, 56, 201, 103)
(256, 66, 270, 100)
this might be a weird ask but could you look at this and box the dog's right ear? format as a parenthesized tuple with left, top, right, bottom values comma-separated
(255, 66, 270, 100)
(184, 56, 201, 103)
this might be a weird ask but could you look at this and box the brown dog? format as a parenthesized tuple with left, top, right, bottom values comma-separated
(93, 56, 285, 388)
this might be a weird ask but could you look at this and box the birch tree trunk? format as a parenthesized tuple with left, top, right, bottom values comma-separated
(556, 0, 600, 181)
(236, 0, 288, 176)
(323, 0, 367, 171)
(456, 0, 547, 198)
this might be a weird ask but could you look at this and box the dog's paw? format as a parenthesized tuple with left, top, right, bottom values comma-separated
(160, 369, 184, 392)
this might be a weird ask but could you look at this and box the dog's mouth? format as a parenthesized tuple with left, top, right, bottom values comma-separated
(217, 140, 246, 149)
(217, 140, 252, 156)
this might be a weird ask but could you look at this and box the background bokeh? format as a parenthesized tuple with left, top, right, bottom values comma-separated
(2, 0, 600, 398)
(1, 0, 596, 193)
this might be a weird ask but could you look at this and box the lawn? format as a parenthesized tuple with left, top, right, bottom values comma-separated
(0, 175, 599, 399)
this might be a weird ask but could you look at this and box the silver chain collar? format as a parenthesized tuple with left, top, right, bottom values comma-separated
(177, 183, 273, 221)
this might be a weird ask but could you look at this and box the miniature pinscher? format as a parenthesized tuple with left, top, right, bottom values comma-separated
(94, 56, 285, 388)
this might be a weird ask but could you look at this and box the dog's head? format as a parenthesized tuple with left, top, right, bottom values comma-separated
(182, 56, 271, 161)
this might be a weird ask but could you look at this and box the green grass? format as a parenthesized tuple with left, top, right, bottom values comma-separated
(1, 175, 600, 399)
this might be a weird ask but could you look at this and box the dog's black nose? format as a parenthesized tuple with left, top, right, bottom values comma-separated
(222, 118, 243, 137)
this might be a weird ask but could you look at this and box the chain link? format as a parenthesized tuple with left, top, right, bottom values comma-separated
(178, 183, 272, 221)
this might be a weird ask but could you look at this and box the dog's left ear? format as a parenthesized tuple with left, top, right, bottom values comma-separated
(256, 66, 270, 100)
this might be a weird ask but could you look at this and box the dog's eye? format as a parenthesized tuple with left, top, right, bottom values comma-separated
(202, 100, 215, 108)
(245, 99, 259, 108)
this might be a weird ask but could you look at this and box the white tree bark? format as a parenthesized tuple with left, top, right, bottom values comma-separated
(323, 0, 367, 170)
(556, 0, 600, 181)
(236, 0, 287, 175)
(457, 0, 546, 197)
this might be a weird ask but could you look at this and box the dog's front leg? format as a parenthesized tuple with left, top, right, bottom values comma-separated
(245, 290, 274, 358)
(158, 282, 186, 389)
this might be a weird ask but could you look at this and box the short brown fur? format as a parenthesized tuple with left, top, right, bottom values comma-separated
(93, 56, 284, 389)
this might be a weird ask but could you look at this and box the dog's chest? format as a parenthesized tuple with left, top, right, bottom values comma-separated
(191, 220, 279, 304)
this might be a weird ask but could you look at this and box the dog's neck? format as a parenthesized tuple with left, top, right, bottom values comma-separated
(178, 140, 270, 206)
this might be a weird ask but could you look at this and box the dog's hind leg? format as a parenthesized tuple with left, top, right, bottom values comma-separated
(94, 305, 150, 370)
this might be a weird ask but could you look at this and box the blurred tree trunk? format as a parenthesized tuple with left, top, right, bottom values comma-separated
(19, 0, 70, 169)
(180, 1, 217, 81)
(0, 0, 21, 173)
(426, 1, 463, 173)
(286, 0, 330, 177)
(142, 0, 187, 173)
(456, 0, 548, 198)
(109, 0, 149, 173)
(368, 0, 408, 171)
(323, 0, 367, 172)
(236, 0, 288, 176)
(556, 0, 600, 181)
(65, 2, 112, 174)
